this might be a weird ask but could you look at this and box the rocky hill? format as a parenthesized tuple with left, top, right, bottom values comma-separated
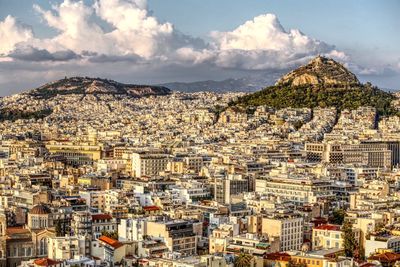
(28, 77, 171, 99)
(0, 77, 171, 121)
(232, 56, 395, 115)
(276, 56, 360, 87)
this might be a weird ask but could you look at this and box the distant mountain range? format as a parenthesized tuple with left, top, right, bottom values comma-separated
(27, 76, 171, 99)
(160, 78, 262, 93)
(231, 56, 396, 115)
(159, 72, 283, 93)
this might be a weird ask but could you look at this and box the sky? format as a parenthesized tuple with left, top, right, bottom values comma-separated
(0, 0, 399, 95)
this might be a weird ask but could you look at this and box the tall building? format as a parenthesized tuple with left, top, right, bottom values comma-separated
(261, 213, 304, 251)
(214, 174, 249, 204)
(361, 140, 400, 167)
(131, 152, 171, 177)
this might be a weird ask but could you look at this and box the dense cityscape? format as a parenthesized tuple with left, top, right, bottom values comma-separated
(0, 56, 399, 267)
(1, 1, 400, 267)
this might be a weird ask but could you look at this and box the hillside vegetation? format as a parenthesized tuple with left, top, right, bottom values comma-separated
(28, 76, 171, 99)
(0, 108, 53, 122)
(231, 56, 396, 116)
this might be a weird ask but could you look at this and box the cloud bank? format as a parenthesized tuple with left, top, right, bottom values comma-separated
(0, 0, 398, 94)
(0, 15, 33, 55)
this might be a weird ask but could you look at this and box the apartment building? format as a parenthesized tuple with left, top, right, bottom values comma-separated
(305, 142, 392, 168)
(131, 152, 171, 177)
(312, 224, 361, 250)
(214, 175, 249, 205)
(46, 142, 102, 166)
(261, 213, 304, 251)
(92, 214, 117, 240)
(146, 220, 201, 256)
(48, 235, 88, 260)
(255, 175, 334, 206)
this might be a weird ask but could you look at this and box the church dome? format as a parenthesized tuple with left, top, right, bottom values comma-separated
(30, 204, 51, 215)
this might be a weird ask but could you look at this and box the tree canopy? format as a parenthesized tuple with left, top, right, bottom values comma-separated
(231, 83, 395, 116)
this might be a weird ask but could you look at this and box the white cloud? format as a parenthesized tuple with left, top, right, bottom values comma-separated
(33, 0, 112, 55)
(325, 50, 349, 61)
(5, 0, 397, 93)
(17, 1, 343, 69)
(94, 0, 175, 58)
(211, 14, 332, 54)
(210, 14, 336, 70)
(27, 0, 204, 61)
(175, 47, 214, 64)
(0, 15, 33, 55)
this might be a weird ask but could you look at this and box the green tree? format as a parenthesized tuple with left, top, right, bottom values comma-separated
(329, 209, 346, 225)
(232, 83, 396, 117)
(101, 230, 119, 240)
(293, 121, 304, 130)
(342, 220, 357, 257)
(234, 253, 254, 267)
(375, 222, 386, 232)
(55, 221, 63, 237)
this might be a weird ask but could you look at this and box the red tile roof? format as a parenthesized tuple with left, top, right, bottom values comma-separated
(264, 252, 291, 261)
(6, 227, 30, 235)
(143, 205, 160, 211)
(369, 252, 400, 263)
(99, 235, 124, 249)
(92, 214, 113, 220)
(314, 224, 341, 231)
(311, 217, 328, 225)
(34, 258, 61, 266)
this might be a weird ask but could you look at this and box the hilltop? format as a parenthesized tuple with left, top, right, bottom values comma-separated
(27, 77, 171, 99)
(0, 77, 171, 121)
(276, 56, 360, 87)
(231, 56, 395, 115)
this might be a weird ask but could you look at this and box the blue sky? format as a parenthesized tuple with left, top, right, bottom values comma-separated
(0, 0, 399, 94)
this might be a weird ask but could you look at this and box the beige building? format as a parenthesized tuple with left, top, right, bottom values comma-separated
(312, 224, 361, 250)
(261, 213, 304, 251)
(46, 142, 102, 165)
(255, 175, 334, 205)
(131, 152, 171, 177)
(305, 142, 392, 168)
(146, 220, 201, 256)
(27, 204, 54, 230)
(209, 225, 235, 254)
(48, 235, 87, 260)
(214, 175, 249, 204)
